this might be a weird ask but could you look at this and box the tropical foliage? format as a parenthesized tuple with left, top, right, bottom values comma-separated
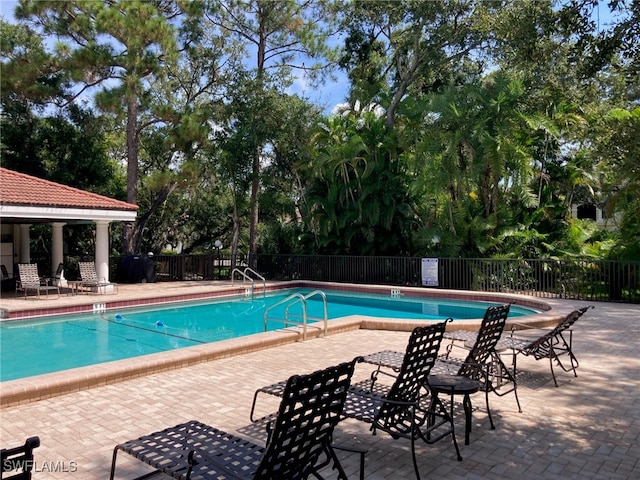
(1, 0, 638, 263)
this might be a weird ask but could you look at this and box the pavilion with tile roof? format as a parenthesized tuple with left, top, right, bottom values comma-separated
(0, 167, 137, 287)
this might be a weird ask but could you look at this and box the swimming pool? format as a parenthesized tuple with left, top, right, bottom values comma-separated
(0, 288, 537, 381)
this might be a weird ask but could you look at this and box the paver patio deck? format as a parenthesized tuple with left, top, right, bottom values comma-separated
(1, 283, 638, 479)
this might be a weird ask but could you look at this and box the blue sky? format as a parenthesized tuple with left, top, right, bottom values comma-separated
(2, 0, 619, 115)
(0, 0, 349, 114)
(290, 69, 349, 114)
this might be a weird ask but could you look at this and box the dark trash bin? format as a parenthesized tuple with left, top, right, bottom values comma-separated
(1, 277, 16, 292)
(117, 255, 157, 283)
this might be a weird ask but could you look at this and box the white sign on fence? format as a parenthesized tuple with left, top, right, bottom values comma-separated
(421, 258, 439, 287)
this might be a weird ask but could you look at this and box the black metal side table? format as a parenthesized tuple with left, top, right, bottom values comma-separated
(428, 374, 481, 445)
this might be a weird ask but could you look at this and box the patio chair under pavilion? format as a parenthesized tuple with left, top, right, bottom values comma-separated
(15, 263, 60, 299)
(78, 261, 118, 294)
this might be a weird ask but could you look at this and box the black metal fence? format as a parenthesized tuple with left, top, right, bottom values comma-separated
(140, 254, 640, 304)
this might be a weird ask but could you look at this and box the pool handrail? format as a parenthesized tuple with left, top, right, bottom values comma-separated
(265, 292, 307, 339)
(263, 290, 328, 340)
(230, 268, 254, 299)
(230, 267, 266, 298)
(243, 267, 266, 297)
(304, 290, 328, 337)
(285, 290, 328, 339)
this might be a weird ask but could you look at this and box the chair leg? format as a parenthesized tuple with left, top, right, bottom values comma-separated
(429, 393, 462, 462)
(566, 332, 579, 376)
(449, 412, 462, 462)
(512, 382, 522, 413)
(496, 356, 522, 413)
(410, 421, 422, 480)
(109, 447, 119, 480)
(511, 349, 522, 382)
(568, 351, 579, 376)
(549, 355, 559, 387)
(485, 387, 495, 430)
(552, 335, 579, 378)
(326, 443, 364, 480)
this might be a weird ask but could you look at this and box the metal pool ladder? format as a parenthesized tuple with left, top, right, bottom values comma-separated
(263, 290, 328, 341)
(231, 267, 266, 298)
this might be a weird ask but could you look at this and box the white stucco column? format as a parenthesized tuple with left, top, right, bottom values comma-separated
(19, 224, 31, 263)
(94, 220, 111, 283)
(51, 222, 65, 274)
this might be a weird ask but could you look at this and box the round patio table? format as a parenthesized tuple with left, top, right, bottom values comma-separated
(428, 374, 481, 446)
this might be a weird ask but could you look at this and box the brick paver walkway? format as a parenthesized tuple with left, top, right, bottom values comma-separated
(1, 296, 639, 479)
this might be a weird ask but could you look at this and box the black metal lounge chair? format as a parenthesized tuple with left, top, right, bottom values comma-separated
(342, 321, 462, 480)
(362, 304, 520, 446)
(1, 436, 40, 480)
(437, 303, 521, 430)
(16, 263, 60, 299)
(110, 358, 360, 480)
(503, 306, 594, 387)
(249, 322, 460, 480)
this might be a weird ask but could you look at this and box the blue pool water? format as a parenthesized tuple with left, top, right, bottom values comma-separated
(0, 289, 537, 381)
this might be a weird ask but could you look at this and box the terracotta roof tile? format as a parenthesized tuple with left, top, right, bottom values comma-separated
(0, 168, 138, 211)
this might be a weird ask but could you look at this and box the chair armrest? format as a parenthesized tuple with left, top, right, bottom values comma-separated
(444, 341, 478, 357)
(349, 382, 418, 408)
(371, 367, 398, 382)
(510, 323, 555, 335)
(510, 322, 540, 331)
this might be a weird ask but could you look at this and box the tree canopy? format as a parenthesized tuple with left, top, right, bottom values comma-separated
(1, 0, 637, 261)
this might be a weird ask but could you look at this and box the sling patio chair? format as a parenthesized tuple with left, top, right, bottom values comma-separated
(78, 261, 117, 294)
(110, 358, 360, 480)
(361, 304, 520, 447)
(250, 322, 460, 480)
(502, 305, 594, 387)
(16, 263, 60, 299)
(1, 436, 40, 480)
(342, 321, 462, 480)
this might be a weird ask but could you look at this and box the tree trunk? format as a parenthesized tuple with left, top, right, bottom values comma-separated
(230, 199, 241, 273)
(122, 92, 139, 255)
(248, 145, 260, 269)
(133, 184, 175, 254)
